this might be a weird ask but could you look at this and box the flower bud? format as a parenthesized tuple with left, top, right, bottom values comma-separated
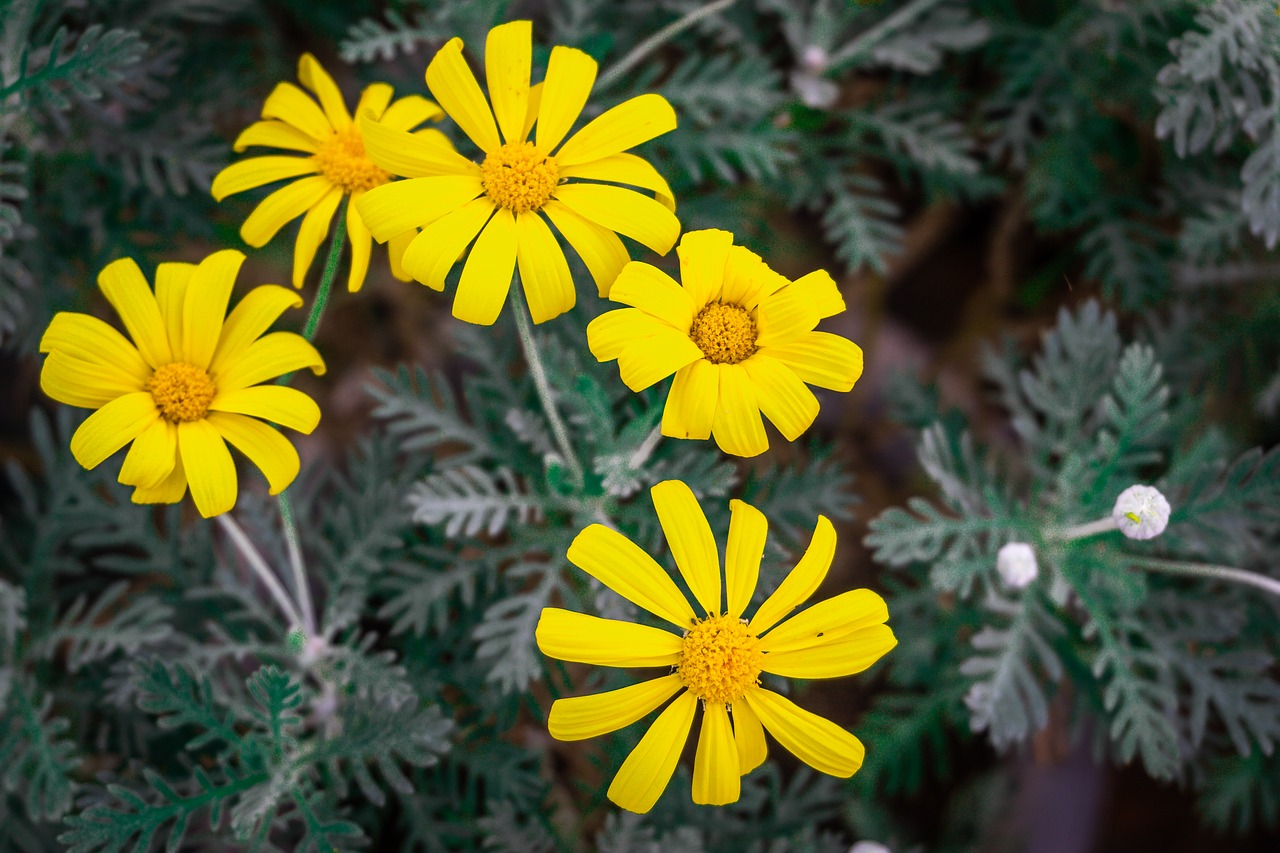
(1112, 484, 1171, 540)
(997, 542, 1038, 588)
(850, 843, 891, 853)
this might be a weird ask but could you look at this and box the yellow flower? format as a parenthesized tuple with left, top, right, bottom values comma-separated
(354, 20, 680, 326)
(38, 250, 325, 518)
(586, 229, 864, 458)
(536, 480, 895, 814)
(212, 53, 446, 292)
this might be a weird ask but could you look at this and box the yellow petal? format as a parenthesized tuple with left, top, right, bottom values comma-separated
(537, 45, 597, 153)
(743, 687, 864, 778)
(711, 363, 768, 457)
(261, 81, 331, 139)
(292, 187, 342, 288)
(566, 523, 697, 628)
(522, 81, 542, 141)
(742, 356, 820, 442)
(485, 20, 532, 144)
(178, 419, 237, 518)
(359, 115, 479, 179)
(353, 82, 395, 122)
(553, 183, 679, 255)
(677, 229, 734, 309)
(41, 352, 144, 409)
(556, 93, 677, 167)
(731, 700, 767, 775)
(400, 197, 495, 290)
(118, 419, 176, 489)
(211, 156, 318, 201)
(453, 207, 516, 325)
(720, 245, 788, 309)
(70, 391, 158, 470)
(182, 250, 244, 370)
(749, 515, 835, 635)
(692, 702, 740, 806)
(758, 331, 864, 392)
(355, 175, 483, 243)
(39, 313, 150, 383)
(608, 262, 695, 330)
(240, 175, 333, 248)
(516, 212, 575, 323)
(379, 94, 445, 131)
(131, 451, 187, 506)
(345, 201, 372, 292)
(760, 624, 897, 679)
(607, 691, 697, 815)
(559, 152, 675, 211)
(155, 262, 195, 355)
(542, 199, 629, 296)
(208, 385, 320, 434)
(209, 284, 304, 378)
(387, 228, 416, 281)
(535, 607, 682, 667)
(548, 674, 683, 742)
(298, 53, 350, 131)
(755, 284, 821, 348)
(760, 588, 890, 653)
(651, 480, 721, 617)
(725, 499, 766, 620)
(207, 411, 300, 496)
(616, 329, 703, 392)
(425, 36, 501, 154)
(661, 358, 718, 441)
(788, 270, 845, 319)
(586, 307, 670, 363)
(233, 120, 320, 154)
(215, 332, 325, 391)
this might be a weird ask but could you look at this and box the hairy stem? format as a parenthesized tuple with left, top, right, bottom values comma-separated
(510, 280, 584, 487)
(215, 514, 304, 630)
(1053, 516, 1118, 541)
(597, 0, 741, 90)
(1128, 557, 1280, 599)
(277, 492, 316, 636)
(829, 0, 950, 72)
(302, 200, 347, 343)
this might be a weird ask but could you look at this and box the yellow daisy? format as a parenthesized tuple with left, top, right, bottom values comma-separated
(38, 250, 325, 518)
(586, 229, 864, 458)
(536, 479, 895, 814)
(212, 53, 446, 292)
(354, 19, 680, 326)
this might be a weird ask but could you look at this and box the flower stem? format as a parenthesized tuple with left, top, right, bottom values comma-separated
(510, 279, 584, 487)
(215, 513, 305, 630)
(597, 0, 741, 90)
(1053, 516, 1118, 541)
(277, 492, 317, 636)
(1128, 556, 1280, 599)
(302, 200, 347, 343)
(828, 0, 949, 72)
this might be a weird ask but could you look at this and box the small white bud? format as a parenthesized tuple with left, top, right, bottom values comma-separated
(849, 843, 892, 853)
(1112, 484, 1171, 540)
(801, 45, 829, 72)
(997, 542, 1038, 588)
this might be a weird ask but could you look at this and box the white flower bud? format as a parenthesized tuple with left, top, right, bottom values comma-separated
(849, 843, 891, 853)
(997, 542, 1038, 588)
(801, 45, 829, 72)
(1112, 484, 1171, 540)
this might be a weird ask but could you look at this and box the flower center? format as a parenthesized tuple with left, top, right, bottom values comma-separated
(677, 613, 763, 705)
(147, 362, 216, 423)
(480, 141, 559, 213)
(689, 303, 758, 364)
(313, 128, 390, 193)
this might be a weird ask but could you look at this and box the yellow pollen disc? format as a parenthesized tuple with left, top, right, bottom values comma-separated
(313, 128, 390, 193)
(677, 613, 764, 705)
(689, 302, 758, 365)
(480, 141, 559, 213)
(147, 362, 216, 423)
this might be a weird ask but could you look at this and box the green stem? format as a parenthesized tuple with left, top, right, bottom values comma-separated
(215, 514, 304, 631)
(1128, 557, 1280, 599)
(278, 492, 316, 636)
(302, 200, 347, 343)
(510, 280, 584, 488)
(828, 0, 949, 73)
(597, 0, 741, 90)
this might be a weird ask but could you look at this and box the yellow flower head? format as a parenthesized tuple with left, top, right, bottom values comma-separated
(536, 480, 896, 814)
(586, 229, 864, 458)
(38, 250, 326, 518)
(212, 54, 446, 292)
(354, 20, 681, 326)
